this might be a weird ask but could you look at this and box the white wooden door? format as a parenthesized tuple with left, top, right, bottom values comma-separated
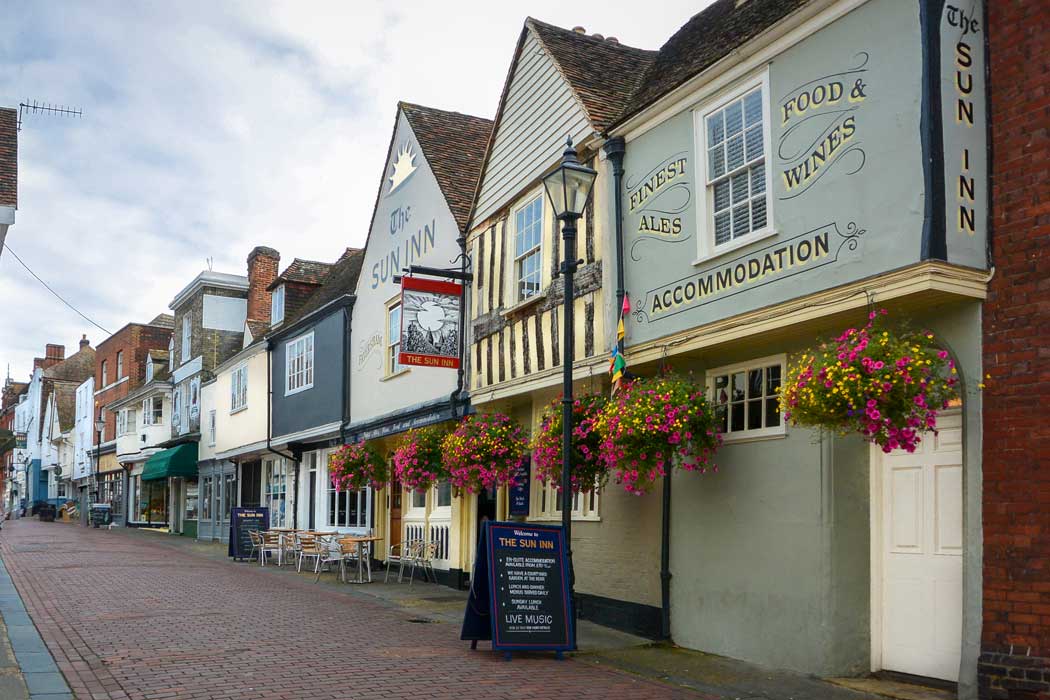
(880, 412, 963, 681)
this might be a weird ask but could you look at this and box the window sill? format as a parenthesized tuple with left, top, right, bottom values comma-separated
(693, 227, 778, 267)
(284, 383, 314, 397)
(230, 405, 248, 415)
(380, 368, 411, 382)
(501, 290, 547, 318)
(528, 514, 601, 523)
(720, 429, 787, 445)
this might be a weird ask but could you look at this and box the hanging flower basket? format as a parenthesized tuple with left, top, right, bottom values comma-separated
(441, 413, 528, 494)
(392, 424, 451, 493)
(595, 374, 722, 495)
(531, 393, 609, 494)
(329, 441, 388, 492)
(779, 310, 960, 453)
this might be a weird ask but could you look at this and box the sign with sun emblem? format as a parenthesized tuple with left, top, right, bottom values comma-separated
(399, 276, 462, 369)
(387, 141, 418, 195)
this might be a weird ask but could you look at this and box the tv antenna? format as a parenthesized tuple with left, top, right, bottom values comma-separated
(18, 100, 83, 131)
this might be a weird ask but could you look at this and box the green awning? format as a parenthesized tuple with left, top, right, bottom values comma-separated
(141, 443, 199, 481)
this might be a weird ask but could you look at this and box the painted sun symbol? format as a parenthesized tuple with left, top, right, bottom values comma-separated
(388, 142, 417, 194)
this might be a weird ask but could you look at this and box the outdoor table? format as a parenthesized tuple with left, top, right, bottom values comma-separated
(340, 536, 380, 584)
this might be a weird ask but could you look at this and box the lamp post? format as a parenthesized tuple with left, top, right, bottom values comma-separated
(93, 412, 105, 511)
(542, 136, 597, 651)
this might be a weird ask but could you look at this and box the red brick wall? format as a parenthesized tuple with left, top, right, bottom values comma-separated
(0, 108, 15, 209)
(94, 324, 172, 441)
(247, 246, 280, 322)
(980, 1, 1050, 697)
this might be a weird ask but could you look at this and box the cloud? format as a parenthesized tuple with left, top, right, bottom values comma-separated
(0, 0, 709, 378)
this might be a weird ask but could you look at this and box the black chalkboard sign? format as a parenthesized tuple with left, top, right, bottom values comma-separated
(89, 504, 111, 527)
(461, 521, 573, 658)
(228, 507, 269, 560)
(509, 458, 530, 517)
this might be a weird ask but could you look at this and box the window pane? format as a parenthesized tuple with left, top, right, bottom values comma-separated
(714, 375, 729, 404)
(732, 203, 751, 237)
(716, 405, 728, 433)
(745, 124, 764, 162)
(748, 369, 763, 398)
(713, 180, 731, 213)
(750, 165, 766, 195)
(725, 100, 743, 136)
(714, 212, 732, 245)
(744, 89, 763, 126)
(766, 365, 781, 394)
(752, 198, 767, 230)
(726, 134, 745, 171)
(731, 171, 750, 204)
(747, 399, 763, 430)
(766, 398, 781, 427)
(437, 480, 451, 508)
(731, 372, 746, 402)
(346, 491, 359, 527)
(706, 111, 724, 147)
(708, 146, 725, 179)
(731, 403, 745, 432)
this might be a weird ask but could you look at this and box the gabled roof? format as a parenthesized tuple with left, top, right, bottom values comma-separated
(271, 248, 365, 337)
(527, 19, 657, 133)
(617, 0, 810, 124)
(42, 346, 95, 383)
(148, 313, 175, 329)
(246, 320, 270, 342)
(268, 259, 334, 291)
(400, 103, 493, 232)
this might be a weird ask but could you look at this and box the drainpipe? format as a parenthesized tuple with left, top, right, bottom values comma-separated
(604, 136, 672, 638)
(340, 303, 352, 445)
(449, 233, 469, 419)
(265, 341, 298, 527)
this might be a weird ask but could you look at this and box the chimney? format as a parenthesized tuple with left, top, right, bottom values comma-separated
(79, 335, 90, 350)
(572, 26, 586, 34)
(0, 107, 16, 210)
(46, 344, 64, 360)
(246, 246, 280, 323)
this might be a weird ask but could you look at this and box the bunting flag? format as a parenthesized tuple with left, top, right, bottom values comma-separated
(609, 293, 630, 395)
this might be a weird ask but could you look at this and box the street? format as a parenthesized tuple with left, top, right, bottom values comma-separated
(0, 520, 700, 700)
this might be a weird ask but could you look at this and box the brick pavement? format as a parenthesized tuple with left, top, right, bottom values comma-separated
(0, 520, 702, 700)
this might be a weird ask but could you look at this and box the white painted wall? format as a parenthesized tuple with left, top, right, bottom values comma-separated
(212, 346, 268, 456)
(349, 110, 463, 425)
(73, 378, 94, 481)
(203, 294, 248, 332)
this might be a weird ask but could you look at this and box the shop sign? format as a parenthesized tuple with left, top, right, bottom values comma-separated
(15, 432, 26, 449)
(461, 522, 573, 658)
(399, 276, 462, 369)
(228, 507, 270, 561)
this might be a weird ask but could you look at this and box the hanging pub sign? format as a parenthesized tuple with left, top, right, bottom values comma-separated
(14, 432, 26, 449)
(399, 276, 462, 369)
(461, 521, 574, 660)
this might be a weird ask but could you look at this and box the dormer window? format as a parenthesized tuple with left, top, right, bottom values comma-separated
(271, 285, 286, 326)
(145, 361, 154, 383)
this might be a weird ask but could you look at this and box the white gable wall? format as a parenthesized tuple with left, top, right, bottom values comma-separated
(472, 29, 591, 225)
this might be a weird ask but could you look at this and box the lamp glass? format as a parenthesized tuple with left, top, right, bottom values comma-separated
(543, 162, 597, 219)
(95, 420, 106, 433)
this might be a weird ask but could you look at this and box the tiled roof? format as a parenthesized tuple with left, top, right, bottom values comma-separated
(268, 258, 333, 290)
(619, 0, 810, 122)
(42, 346, 95, 383)
(148, 313, 175, 329)
(400, 103, 493, 232)
(246, 320, 270, 341)
(527, 19, 657, 132)
(54, 383, 77, 433)
(273, 248, 365, 334)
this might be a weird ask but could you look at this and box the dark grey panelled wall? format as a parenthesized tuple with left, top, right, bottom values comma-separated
(270, 309, 345, 438)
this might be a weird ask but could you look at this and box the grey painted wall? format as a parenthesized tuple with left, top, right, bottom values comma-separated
(270, 309, 345, 439)
(618, 0, 987, 349)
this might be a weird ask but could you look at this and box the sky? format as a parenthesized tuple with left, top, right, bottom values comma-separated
(0, 0, 710, 380)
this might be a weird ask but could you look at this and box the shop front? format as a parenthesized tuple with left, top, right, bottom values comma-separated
(197, 459, 235, 542)
(137, 443, 198, 531)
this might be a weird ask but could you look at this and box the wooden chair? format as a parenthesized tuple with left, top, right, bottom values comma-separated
(260, 531, 283, 566)
(296, 533, 323, 573)
(246, 529, 263, 563)
(339, 537, 372, 583)
(313, 535, 346, 583)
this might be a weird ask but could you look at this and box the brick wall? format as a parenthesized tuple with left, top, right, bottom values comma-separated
(0, 107, 15, 209)
(980, 2, 1050, 698)
(94, 324, 173, 442)
(247, 246, 279, 322)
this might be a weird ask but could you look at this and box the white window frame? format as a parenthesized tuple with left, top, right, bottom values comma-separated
(208, 409, 217, 446)
(271, 284, 285, 326)
(117, 408, 136, 437)
(116, 351, 124, 380)
(101, 360, 109, 387)
(230, 364, 248, 412)
(264, 458, 291, 528)
(168, 337, 174, 370)
(384, 299, 406, 378)
(693, 70, 775, 264)
(531, 478, 600, 522)
(181, 317, 191, 363)
(512, 192, 544, 302)
(172, 386, 182, 431)
(145, 360, 154, 383)
(285, 332, 315, 395)
(706, 354, 787, 443)
(142, 396, 163, 426)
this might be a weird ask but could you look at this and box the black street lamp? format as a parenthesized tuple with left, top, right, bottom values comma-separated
(542, 136, 596, 651)
(93, 413, 105, 511)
